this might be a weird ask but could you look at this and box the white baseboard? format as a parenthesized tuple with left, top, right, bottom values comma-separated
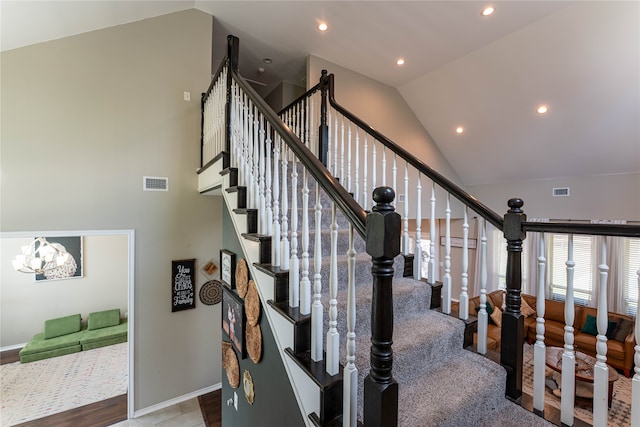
(1, 343, 26, 352)
(132, 383, 221, 419)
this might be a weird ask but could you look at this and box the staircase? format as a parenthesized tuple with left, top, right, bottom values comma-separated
(218, 155, 553, 426)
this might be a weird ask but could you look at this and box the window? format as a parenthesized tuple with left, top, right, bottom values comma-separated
(623, 238, 640, 316)
(548, 234, 593, 306)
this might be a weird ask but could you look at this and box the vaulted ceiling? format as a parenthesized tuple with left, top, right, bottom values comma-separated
(2, 1, 638, 187)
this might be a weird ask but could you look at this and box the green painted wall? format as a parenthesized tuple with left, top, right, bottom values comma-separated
(221, 204, 305, 426)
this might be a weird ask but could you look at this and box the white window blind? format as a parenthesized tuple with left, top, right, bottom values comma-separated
(549, 234, 593, 305)
(624, 238, 640, 316)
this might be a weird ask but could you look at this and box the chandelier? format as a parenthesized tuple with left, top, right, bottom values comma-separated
(12, 237, 73, 276)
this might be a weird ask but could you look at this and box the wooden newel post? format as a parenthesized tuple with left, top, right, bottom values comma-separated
(364, 186, 400, 427)
(501, 198, 526, 401)
(318, 70, 330, 167)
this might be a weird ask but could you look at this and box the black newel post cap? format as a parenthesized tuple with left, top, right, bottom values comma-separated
(366, 187, 401, 259)
(507, 198, 524, 213)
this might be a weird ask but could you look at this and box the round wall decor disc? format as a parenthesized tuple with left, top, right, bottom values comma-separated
(199, 280, 222, 305)
(246, 322, 262, 364)
(245, 280, 260, 326)
(224, 345, 240, 388)
(236, 258, 249, 298)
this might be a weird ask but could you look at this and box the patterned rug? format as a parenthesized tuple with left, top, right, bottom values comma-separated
(522, 344, 632, 426)
(0, 342, 127, 426)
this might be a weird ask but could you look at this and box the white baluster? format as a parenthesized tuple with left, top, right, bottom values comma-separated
(632, 265, 640, 426)
(477, 219, 488, 354)
(561, 234, 576, 427)
(413, 173, 422, 280)
(311, 184, 324, 362)
(289, 153, 299, 308)
(459, 206, 469, 320)
(265, 122, 273, 236)
(281, 143, 290, 270)
(593, 237, 609, 426)
(300, 168, 311, 315)
(392, 153, 397, 198)
(429, 183, 436, 283)
(340, 116, 345, 183)
(402, 163, 409, 255)
(258, 115, 266, 233)
(443, 193, 451, 314)
(362, 134, 368, 210)
(343, 224, 357, 427)
(333, 111, 338, 176)
(371, 142, 377, 201)
(381, 146, 387, 186)
(253, 108, 259, 209)
(354, 128, 359, 204)
(347, 120, 352, 193)
(247, 100, 254, 195)
(533, 233, 547, 414)
(242, 94, 250, 188)
(272, 135, 281, 267)
(326, 202, 339, 375)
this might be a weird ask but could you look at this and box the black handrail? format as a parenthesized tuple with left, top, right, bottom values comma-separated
(230, 70, 367, 238)
(278, 82, 322, 116)
(523, 221, 640, 238)
(323, 73, 504, 230)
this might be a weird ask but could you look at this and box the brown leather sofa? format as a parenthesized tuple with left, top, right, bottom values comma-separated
(468, 291, 635, 377)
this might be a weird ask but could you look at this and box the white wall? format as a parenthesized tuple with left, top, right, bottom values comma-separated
(1, 234, 128, 346)
(307, 55, 465, 219)
(0, 9, 222, 412)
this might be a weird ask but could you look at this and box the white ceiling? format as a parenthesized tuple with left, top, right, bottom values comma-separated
(2, 1, 638, 187)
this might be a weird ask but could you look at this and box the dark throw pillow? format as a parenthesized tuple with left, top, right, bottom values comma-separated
(611, 318, 634, 342)
(581, 314, 598, 336)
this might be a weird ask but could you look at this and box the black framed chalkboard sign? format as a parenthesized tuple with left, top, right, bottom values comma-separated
(171, 259, 196, 312)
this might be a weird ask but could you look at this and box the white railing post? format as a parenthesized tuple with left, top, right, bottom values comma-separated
(258, 115, 266, 234)
(533, 233, 546, 415)
(265, 121, 273, 236)
(252, 108, 259, 210)
(311, 185, 323, 362)
(632, 266, 640, 426)
(354, 129, 360, 204)
(429, 183, 436, 284)
(326, 203, 340, 375)
(561, 234, 576, 427)
(362, 134, 368, 210)
(593, 237, 609, 426)
(477, 219, 488, 354)
(272, 136, 281, 267)
(300, 169, 311, 315)
(343, 224, 358, 427)
(347, 120, 352, 193)
(413, 173, 422, 280)
(281, 143, 290, 270)
(289, 153, 299, 308)
(442, 193, 452, 314)
(402, 163, 409, 255)
(459, 206, 469, 320)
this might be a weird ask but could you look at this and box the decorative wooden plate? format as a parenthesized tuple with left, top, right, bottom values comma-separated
(245, 280, 260, 326)
(236, 258, 249, 298)
(243, 370, 255, 404)
(223, 344, 240, 388)
(246, 322, 262, 364)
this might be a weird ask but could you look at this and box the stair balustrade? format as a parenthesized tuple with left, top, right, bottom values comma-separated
(201, 35, 640, 427)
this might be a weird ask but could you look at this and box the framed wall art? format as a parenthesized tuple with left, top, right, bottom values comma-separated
(222, 285, 246, 358)
(220, 249, 236, 288)
(35, 236, 83, 281)
(171, 259, 196, 312)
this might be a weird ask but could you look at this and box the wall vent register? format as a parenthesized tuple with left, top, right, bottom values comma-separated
(552, 187, 570, 197)
(143, 176, 169, 191)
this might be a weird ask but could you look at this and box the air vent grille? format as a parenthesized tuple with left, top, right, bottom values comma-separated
(553, 187, 570, 197)
(143, 176, 168, 191)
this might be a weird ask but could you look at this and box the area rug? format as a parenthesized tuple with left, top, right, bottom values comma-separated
(0, 342, 127, 426)
(522, 343, 632, 426)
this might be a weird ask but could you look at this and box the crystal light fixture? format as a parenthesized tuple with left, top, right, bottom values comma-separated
(12, 237, 72, 275)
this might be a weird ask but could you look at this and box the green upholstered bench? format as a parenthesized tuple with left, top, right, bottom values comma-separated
(19, 313, 84, 363)
(80, 309, 128, 351)
(19, 309, 128, 363)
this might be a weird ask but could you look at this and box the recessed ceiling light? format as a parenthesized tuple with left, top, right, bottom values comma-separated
(537, 105, 549, 114)
(318, 22, 328, 31)
(456, 126, 464, 134)
(263, 58, 272, 64)
(396, 58, 405, 66)
(481, 6, 495, 16)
